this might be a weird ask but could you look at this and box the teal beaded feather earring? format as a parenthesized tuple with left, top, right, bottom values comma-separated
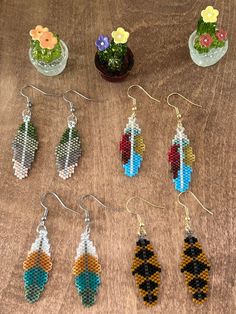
(71, 194, 111, 307)
(23, 192, 74, 303)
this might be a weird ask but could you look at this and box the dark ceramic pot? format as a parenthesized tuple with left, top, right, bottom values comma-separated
(94, 47, 134, 82)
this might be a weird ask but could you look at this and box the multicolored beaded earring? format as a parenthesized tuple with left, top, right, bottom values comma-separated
(12, 85, 60, 179)
(178, 191, 213, 304)
(167, 93, 202, 192)
(23, 192, 72, 303)
(119, 85, 160, 177)
(126, 196, 164, 306)
(55, 90, 92, 180)
(72, 194, 109, 307)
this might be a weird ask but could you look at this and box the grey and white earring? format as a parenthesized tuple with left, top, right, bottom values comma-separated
(55, 89, 92, 179)
(12, 85, 59, 179)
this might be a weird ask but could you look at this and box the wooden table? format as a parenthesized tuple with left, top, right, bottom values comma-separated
(0, 1, 235, 313)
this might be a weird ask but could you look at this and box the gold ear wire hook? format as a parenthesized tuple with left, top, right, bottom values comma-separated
(167, 92, 202, 122)
(126, 196, 165, 236)
(63, 89, 93, 112)
(127, 85, 160, 112)
(178, 191, 213, 233)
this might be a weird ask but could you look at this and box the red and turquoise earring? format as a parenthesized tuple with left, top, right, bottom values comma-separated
(119, 85, 160, 177)
(167, 93, 202, 192)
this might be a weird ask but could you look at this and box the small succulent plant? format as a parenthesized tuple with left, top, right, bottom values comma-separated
(30, 25, 62, 63)
(95, 27, 130, 73)
(194, 6, 227, 53)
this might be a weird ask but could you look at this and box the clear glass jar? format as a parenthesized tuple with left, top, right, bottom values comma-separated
(29, 40, 68, 76)
(188, 31, 228, 67)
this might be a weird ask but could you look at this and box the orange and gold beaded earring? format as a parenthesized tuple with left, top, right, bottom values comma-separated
(178, 191, 213, 304)
(125, 196, 164, 306)
(23, 192, 73, 303)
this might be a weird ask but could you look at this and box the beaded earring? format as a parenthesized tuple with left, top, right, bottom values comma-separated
(72, 194, 110, 307)
(126, 196, 164, 306)
(12, 85, 60, 179)
(55, 90, 92, 180)
(178, 191, 213, 304)
(119, 85, 160, 177)
(23, 192, 72, 303)
(167, 93, 202, 192)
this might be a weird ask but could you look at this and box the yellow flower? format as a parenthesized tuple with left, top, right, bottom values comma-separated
(111, 27, 129, 44)
(201, 6, 219, 23)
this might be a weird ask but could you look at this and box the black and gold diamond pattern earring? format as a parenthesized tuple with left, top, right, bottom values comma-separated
(178, 191, 213, 304)
(126, 196, 164, 307)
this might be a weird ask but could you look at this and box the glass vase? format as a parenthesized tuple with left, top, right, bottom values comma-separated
(188, 31, 228, 67)
(29, 40, 68, 76)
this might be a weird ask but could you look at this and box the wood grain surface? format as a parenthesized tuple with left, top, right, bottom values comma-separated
(0, 0, 235, 313)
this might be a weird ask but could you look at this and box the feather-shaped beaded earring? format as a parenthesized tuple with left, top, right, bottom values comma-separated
(12, 85, 60, 179)
(125, 196, 165, 306)
(119, 85, 160, 177)
(23, 192, 73, 303)
(167, 93, 202, 192)
(55, 90, 92, 180)
(178, 191, 213, 304)
(72, 194, 111, 307)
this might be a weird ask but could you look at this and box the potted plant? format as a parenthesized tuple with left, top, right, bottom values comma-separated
(95, 27, 134, 82)
(29, 25, 68, 76)
(188, 6, 228, 67)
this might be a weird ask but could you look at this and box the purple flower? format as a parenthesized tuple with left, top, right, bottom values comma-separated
(95, 35, 110, 51)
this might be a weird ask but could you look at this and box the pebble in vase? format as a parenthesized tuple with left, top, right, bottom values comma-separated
(29, 25, 68, 76)
(94, 27, 134, 82)
(189, 6, 228, 67)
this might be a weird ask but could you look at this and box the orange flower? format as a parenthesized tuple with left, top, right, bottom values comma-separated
(39, 32, 58, 49)
(30, 25, 48, 40)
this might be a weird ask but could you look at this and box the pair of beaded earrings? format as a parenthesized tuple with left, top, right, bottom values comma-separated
(12, 85, 91, 180)
(119, 85, 199, 188)
(23, 192, 104, 306)
(23, 192, 212, 307)
(128, 194, 213, 306)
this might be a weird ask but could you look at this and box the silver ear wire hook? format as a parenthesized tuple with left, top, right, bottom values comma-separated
(79, 194, 108, 226)
(20, 84, 62, 104)
(20, 85, 62, 119)
(62, 89, 93, 127)
(39, 192, 78, 232)
(63, 89, 93, 112)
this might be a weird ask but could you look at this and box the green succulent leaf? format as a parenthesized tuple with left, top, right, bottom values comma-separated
(98, 39, 128, 73)
(197, 17, 216, 36)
